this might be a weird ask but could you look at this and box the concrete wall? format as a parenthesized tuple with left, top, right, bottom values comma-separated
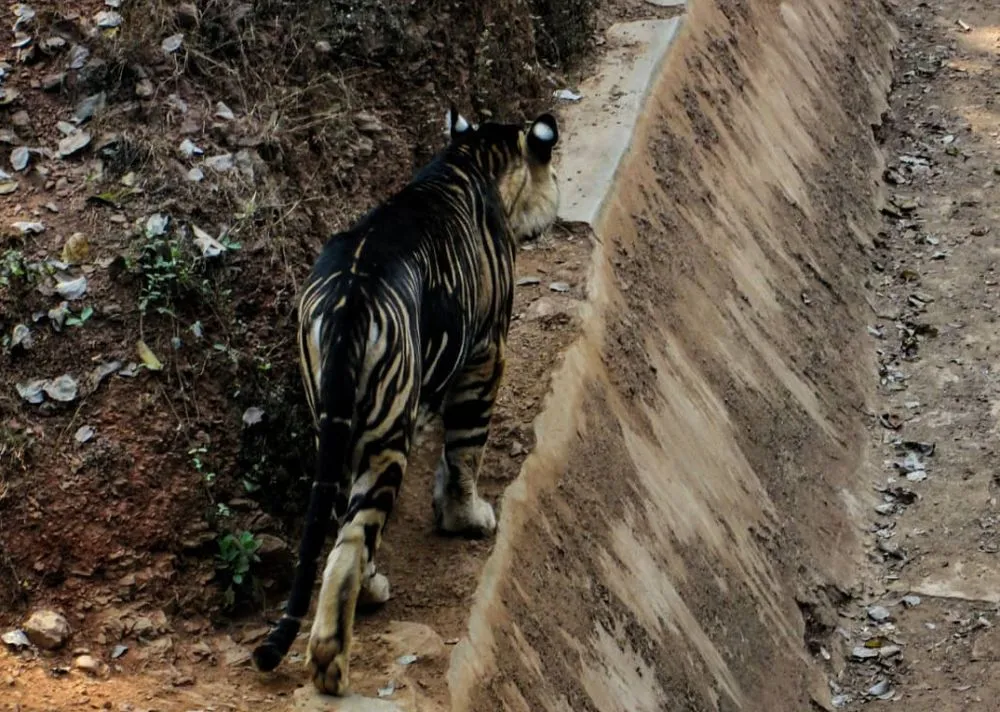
(449, 0, 896, 709)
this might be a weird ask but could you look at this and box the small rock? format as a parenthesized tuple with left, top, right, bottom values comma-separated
(242, 407, 265, 427)
(39, 36, 66, 53)
(56, 274, 88, 300)
(145, 213, 169, 238)
(94, 10, 123, 28)
(44, 374, 79, 402)
(204, 153, 234, 172)
(548, 281, 571, 293)
(525, 297, 578, 322)
(74, 425, 95, 444)
(42, 72, 66, 91)
(67, 44, 90, 70)
(111, 644, 128, 659)
(874, 502, 896, 515)
(395, 653, 418, 666)
(553, 88, 582, 102)
(10, 146, 30, 171)
(135, 79, 154, 98)
(15, 379, 46, 404)
(516, 276, 541, 286)
(851, 646, 879, 661)
(186, 167, 204, 182)
(867, 679, 892, 698)
(867, 605, 891, 623)
(2, 630, 30, 650)
(73, 654, 103, 676)
(179, 138, 202, 158)
(878, 644, 901, 659)
(12, 221, 44, 234)
(0, 180, 17, 195)
(58, 131, 91, 157)
(74, 92, 106, 123)
(11, 324, 33, 351)
(215, 101, 234, 120)
(161, 33, 184, 54)
(23, 610, 71, 650)
(901, 594, 921, 608)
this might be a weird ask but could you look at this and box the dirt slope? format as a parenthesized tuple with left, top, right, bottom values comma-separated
(450, 0, 896, 710)
(831, 1, 1000, 709)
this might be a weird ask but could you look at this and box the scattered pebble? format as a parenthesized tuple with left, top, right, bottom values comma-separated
(516, 276, 541, 286)
(10, 146, 30, 171)
(11, 324, 32, 350)
(43, 374, 79, 402)
(57, 131, 91, 157)
(56, 274, 88, 300)
(867, 605, 891, 622)
(901, 594, 922, 608)
(145, 213, 169, 238)
(852, 646, 879, 660)
(73, 654, 103, 676)
(162, 33, 184, 54)
(94, 10, 123, 28)
(395, 654, 418, 666)
(179, 138, 202, 158)
(2, 630, 30, 650)
(74, 425, 95, 444)
(215, 101, 235, 120)
(204, 153, 234, 172)
(548, 281, 571, 293)
(242, 407, 265, 427)
(553, 88, 582, 102)
(12, 221, 44, 234)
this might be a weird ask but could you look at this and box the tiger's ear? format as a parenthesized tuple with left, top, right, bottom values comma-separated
(445, 105, 472, 140)
(526, 113, 558, 164)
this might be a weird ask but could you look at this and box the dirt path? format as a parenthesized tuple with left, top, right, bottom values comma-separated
(834, 2, 1000, 709)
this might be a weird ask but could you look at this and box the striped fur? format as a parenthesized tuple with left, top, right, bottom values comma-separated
(252, 107, 560, 695)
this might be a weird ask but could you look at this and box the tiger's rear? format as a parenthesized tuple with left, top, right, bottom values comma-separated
(253, 107, 560, 695)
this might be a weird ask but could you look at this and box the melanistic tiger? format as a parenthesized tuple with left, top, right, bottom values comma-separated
(252, 107, 560, 695)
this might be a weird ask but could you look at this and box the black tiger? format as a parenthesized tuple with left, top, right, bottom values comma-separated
(252, 106, 560, 695)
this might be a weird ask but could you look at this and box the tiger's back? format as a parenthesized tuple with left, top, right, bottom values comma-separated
(254, 107, 560, 696)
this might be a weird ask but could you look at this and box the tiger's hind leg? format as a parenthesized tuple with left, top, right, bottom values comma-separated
(433, 340, 503, 538)
(307, 451, 409, 695)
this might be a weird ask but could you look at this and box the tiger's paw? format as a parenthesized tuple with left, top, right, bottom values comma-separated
(307, 634, 350, 696)
(360, 572, 391, 606)
(434, 494, 497, 539)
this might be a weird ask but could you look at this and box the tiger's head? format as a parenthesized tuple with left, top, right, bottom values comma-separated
(445, 107, 560, 242)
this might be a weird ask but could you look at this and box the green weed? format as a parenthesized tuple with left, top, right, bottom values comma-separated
(216, 530, 262, 608)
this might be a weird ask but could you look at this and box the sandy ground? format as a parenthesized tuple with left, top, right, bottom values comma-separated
(833, 1, 1000, 709)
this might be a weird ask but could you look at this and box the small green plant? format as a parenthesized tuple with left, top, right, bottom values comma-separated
(217, 530, 262, 608)
(188, 445, 216, 484)
(65, 306, 94, 327)
(0, 250, 27, 287)
(137, 231, 204, 317)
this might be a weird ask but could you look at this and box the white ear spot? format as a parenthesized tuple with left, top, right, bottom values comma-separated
(531, 121, 555, 142)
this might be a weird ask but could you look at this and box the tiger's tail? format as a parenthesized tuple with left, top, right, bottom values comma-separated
(253, 307, 360, 672)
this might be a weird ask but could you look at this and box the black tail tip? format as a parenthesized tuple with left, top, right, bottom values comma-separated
(253, 642, 284, 672)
